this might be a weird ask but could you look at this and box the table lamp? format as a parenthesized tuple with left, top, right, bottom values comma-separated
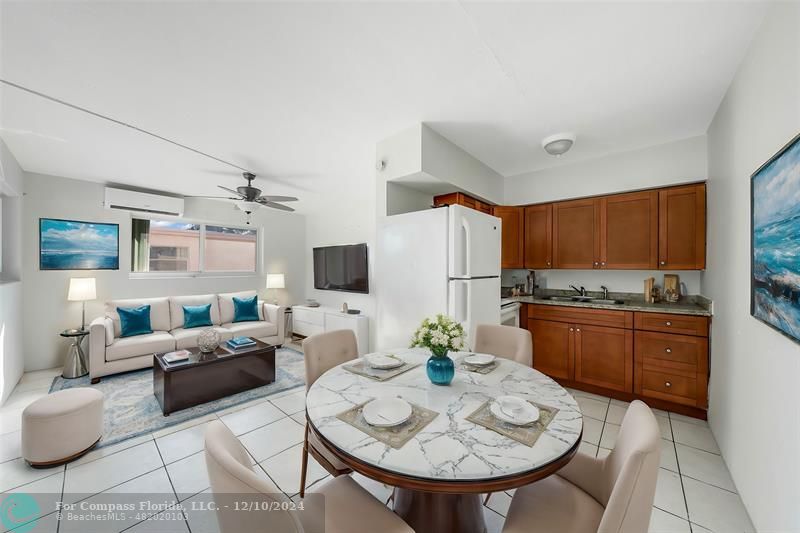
(68, 277, 96, 331)
(266, 273, 285, 304)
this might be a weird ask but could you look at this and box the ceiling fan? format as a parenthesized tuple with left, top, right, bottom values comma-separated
(189, 172, 298, 222)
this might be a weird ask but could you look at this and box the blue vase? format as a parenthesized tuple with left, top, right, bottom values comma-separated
(427, 353, 454, 385)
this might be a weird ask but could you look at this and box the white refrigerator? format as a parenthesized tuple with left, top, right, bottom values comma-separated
(376, 204, 501, 350)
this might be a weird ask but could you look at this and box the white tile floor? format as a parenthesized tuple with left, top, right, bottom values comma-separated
(0, 372, 755, 533)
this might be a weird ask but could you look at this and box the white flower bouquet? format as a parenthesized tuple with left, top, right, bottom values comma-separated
(410, 314, 465, 357)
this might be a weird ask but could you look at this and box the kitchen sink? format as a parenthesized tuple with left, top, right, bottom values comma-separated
(542, 296, 625, 305)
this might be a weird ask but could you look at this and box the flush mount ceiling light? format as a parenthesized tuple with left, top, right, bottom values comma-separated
(542, 132, 576, 157)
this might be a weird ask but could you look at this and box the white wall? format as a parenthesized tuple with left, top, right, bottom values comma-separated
(505, 135, 707, 205)
(420, 125, 504, 205)
(304, 176, 377, 349)
(22, 172, 306, 371)
(704, 3, 800, 531)
(0, 140, 25, 404)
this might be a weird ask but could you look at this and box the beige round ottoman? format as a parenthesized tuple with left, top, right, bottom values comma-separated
(22, 388, 104, 467)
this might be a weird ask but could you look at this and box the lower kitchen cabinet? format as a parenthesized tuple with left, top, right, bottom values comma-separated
(527, 304, 710, 417)
(574, 324, 633, 393)
(634, 330, 709, 408)
(529, 319, 573, 380)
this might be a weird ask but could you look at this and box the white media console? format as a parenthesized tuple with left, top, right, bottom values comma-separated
(291, 305, 370, 355)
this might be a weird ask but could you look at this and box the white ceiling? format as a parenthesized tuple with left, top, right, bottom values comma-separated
(0, 1, 766, 212)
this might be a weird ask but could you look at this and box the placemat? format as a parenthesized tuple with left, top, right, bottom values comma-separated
(466, 399, 559, 447)
(343, 360, 421, 382)
(458, 355, 499, 374)
(336, 400, 438, 449)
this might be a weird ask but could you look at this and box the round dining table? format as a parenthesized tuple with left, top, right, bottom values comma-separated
(305, 348, 584, 533)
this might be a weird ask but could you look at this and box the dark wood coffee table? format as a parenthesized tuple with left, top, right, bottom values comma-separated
(153, 338, 276, 415)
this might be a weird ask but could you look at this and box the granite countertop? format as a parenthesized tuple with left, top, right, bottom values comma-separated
(509, 289, 712, 317)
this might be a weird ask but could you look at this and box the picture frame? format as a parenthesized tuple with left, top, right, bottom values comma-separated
(750, 132, 800, 344)
(39, 218, 120, 271)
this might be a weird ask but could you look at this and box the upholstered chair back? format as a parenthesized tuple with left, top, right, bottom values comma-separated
(473, 324, 533, 366)
(302, 329, 359, 390)
(597, 400, 661, 532)
(204, 421, 304, 533)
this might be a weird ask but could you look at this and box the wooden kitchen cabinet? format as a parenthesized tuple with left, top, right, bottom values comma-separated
(553, 198, 600, 269)
(574, 324, 634, 393)
(528, 319, 573, 380)
(634, 330, 708, 408)
(528, 304, 709, 417)
(524, 204, 553, 269)
(600, 191, 658, 269)
(493, 206, 525, 269)
(432, 192, 493, 214)
(658, 184, 706, 269)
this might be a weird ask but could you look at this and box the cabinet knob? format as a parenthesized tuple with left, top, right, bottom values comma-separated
(665, 347, 672, 353)
(665, 321, 672, 326)
(569, 328, 574, 332)
(546, 261, 551, 266)
(576, 328, 581, 332)
(665, 381, 672, 388)
(593, 261, 599, 267)
(660, 261, 666, 266)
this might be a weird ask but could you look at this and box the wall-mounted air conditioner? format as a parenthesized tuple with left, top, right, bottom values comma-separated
(104, 187, 184, 217)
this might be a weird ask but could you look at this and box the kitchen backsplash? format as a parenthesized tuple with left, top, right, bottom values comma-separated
(501, 268, 703, 295)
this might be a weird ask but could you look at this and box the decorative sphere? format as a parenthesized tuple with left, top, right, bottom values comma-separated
(198, 328, 221, 353)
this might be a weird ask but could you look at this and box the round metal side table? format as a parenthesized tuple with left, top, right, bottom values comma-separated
(60, 329, 89, 379)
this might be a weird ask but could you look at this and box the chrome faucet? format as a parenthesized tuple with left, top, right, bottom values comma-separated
(570, 285, 586, 297)
(601, 285, 609, 299)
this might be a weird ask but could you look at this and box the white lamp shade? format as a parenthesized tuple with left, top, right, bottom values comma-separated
(266, 273, 285, 289)
(68, 278, 97, 301)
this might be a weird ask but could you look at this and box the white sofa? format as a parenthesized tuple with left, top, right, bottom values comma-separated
(89, 291, 286, 383)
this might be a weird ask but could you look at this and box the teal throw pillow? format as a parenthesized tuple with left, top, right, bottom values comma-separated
(233, 295, 259, 323)
(118, 305, 153, 337)
(183, 304, 212, 329)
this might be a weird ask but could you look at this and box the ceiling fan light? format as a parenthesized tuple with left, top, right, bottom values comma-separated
(542, 133, 576, 157)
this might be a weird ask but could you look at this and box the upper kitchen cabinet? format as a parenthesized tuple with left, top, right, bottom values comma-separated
(658, 184, 706, 269)
(553, 198, 600, 269)
(599, 190, 658, 269)
(493, 206, 525, 268)
(524, 204, 553, 269)
(432, 192, 493, 214)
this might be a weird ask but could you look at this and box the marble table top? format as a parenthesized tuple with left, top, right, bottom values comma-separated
(306, 348, 583, 482)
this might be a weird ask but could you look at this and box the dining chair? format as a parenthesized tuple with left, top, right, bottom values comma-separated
(299, 329, 359, 497)
(501, 400, 661, 533)
(473, 324, 533, 366)
(204, 420, 414, 533)
(475, 323, 535, 504)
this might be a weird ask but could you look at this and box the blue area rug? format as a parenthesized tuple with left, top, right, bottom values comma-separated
(50, 347, 306, 448)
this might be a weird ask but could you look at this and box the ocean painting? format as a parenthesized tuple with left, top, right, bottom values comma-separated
(752, 133, 800, 343)
(40, 219, 119, 270)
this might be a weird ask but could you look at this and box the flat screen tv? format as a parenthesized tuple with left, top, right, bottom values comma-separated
(313, 243, 369, 294)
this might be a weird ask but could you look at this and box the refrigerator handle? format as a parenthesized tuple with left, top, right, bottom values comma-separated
(461, 217, 471, 278)
(465, 280, 473, 333)
(451, 280, 468, 323)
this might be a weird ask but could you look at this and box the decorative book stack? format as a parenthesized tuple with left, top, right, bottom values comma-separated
(226, 336, 256, 350)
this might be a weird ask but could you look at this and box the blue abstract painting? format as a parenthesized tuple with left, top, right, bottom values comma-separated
(40, 219, 119, 270)
(752, 134, 800, 343)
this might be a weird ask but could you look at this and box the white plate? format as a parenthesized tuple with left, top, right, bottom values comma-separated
(367, 354, 404, 370)
(464, 353, 496, 366)
(490, 395, 540, 426)
(362, 398, 412, 428)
